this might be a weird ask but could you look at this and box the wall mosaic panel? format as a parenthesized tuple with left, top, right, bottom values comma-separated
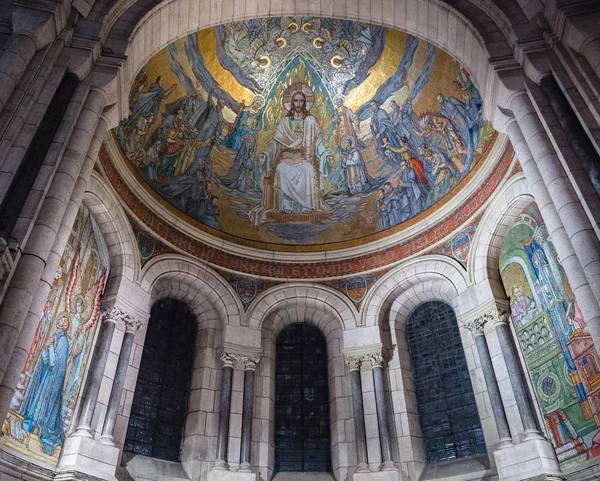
(113, 17, 495, 250)
(500, 202, 600, 468)
(1, 205, 110, 465)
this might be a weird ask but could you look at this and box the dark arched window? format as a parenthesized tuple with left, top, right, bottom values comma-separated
(125, 299, 196, 461)
(275, 323, 331, 473)
(407, 301, 486, 463)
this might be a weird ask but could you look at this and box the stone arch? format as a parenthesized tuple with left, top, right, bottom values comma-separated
(94, 0, 517, 122)
(140, 253, 243, 329)
(125, 254, 243, 476)
(83, 171, 138, 296)
(246, 283, 359, 332)
(361, 254, 468, 329)
(248, 284, 354, 481)
(366, 258, 488, 480)
(467, 172, 532, 297)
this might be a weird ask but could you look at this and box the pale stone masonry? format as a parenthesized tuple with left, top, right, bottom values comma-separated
(0, 1, 599, 481)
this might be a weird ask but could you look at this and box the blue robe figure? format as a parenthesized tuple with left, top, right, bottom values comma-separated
(398, 160, 428, 219)
(20, 317, 70, 456)
(377, 183, 404, 229)
(369, 102, 402, 159)
(126, 76, 176, 128)
(219, 135, 255, 192)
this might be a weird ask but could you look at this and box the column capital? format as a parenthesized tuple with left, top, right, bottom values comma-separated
(365, 353, 385, 368)
(486, 307, 510, 327)
(344, 355, 363, 372)
(343, 343, 387, 371)
(123, 316, 143, 333)
(101, 305, 141, 329)
(239, 355, 260, 371)
(220, 352, 237, 368)
(464, 315, 487, 337)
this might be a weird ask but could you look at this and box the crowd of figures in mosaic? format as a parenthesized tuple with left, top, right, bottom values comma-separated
(501, 203, 600, 468)
(116, 17, 494, 245)
(1, 206, 110, 464)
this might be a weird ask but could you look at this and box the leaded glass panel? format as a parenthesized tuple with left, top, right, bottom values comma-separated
(407, 301, 487, 463)
(275, 323, 332, 472)
(124, 299, 196, 461)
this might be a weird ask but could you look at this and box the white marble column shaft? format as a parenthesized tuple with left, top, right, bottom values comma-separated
(505, 118, 600, 348)
(0, 33, 37, 117)
(0, 88, 106, 416)
(346, 357, 369, 473)
(0, 116, 109, 418)
(100, 317, 141, 445)
(369, 355, 395, 471)
(214, 353, 235, 470)
(73, 306, 121, 437)
(581, 37, 600, 82)
(510, 92, 600, 310)
(492, 311, 541, 438)
(239, 356, 259, 472)
(465, 317, 513, 448)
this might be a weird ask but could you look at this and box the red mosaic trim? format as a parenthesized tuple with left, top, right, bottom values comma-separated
(99, 144, 514, 279)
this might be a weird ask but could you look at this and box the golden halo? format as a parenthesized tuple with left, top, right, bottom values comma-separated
(313, 37, 325, 49)
(302, 22, 314, 32)
(275, 37, 287, 48)
(257, 56, 270, 68)
(282, 82, 315, 112)
(287, 22, 299, 32)
(331, 55, 344, 68)
(251, 94, 266, 108)
(333, 93, 346, 105)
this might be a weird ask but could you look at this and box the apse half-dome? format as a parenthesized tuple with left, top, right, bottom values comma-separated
(112, 17, 497, 250)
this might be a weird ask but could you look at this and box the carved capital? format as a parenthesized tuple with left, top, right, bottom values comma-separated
(345, 356, 363, 371)
(221, 352, 238, 368)
(366, 353, 385, 368)
(101, 305, 141, 331)
(240, 355, 260, 371)
(124, 317, 142, 333)
(464, 316, 487, 336)
(486, 307, 510, 326)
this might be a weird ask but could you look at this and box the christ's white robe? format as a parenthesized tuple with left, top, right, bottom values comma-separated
(249, 115, 331, 226)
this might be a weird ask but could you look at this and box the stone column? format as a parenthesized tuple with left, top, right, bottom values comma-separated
(464, 316, 513, 448)
(0, 86, 108, 415)
(239, 355, 259, 472)
(581, 37, 600, 81)
(214, 353, 236, 470)
(510, 92, 600, 313)
(505, 118, 600, 350)
(368, 353, 396, 471)
(345, 356, 369, 473)
(489, 309, 541, 439)
(0, 34, 38, 117)
(0, 7, 58, 117)
(71, 306, 122, 437)
(100, 316, 142, 446)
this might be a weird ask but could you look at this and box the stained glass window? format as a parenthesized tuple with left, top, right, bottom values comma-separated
(407, 301, 487, 463)
(124, 299, 196, 461)
(275, 323, 332, 472)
